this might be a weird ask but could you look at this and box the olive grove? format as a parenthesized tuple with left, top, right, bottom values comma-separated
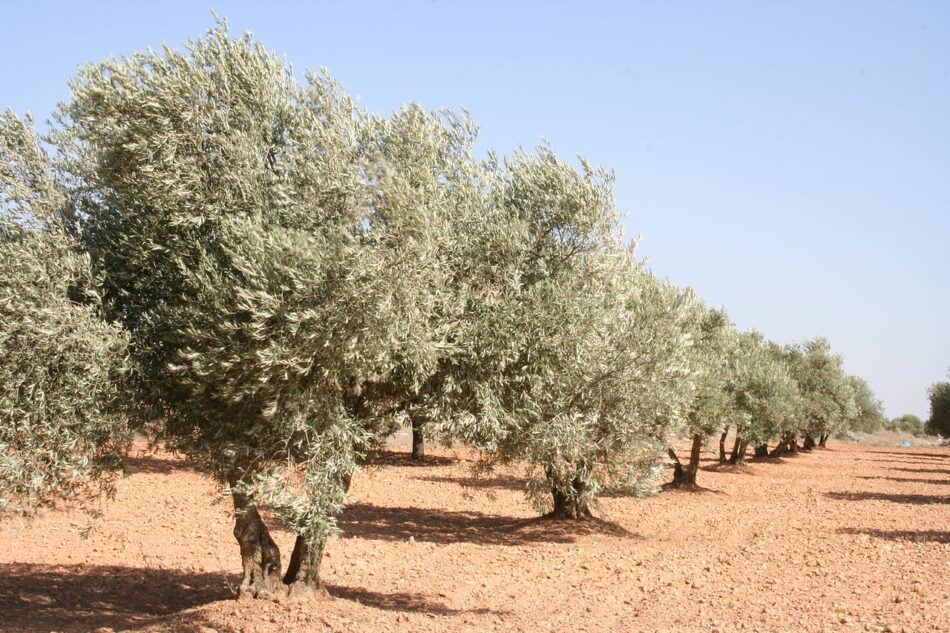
(0, 21, 897, 605)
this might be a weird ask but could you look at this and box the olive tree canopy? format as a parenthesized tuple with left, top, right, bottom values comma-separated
(0, 110, 129, 516)
(56, 24, 475, 598)
(437, 146, 697, 518)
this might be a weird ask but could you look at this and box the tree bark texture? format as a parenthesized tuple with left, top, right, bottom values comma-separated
(669, 434, 703, 487)
(729, 437, 748, 465)
(802, 434, 816, 451)
(410, 417, 425, 461)
(754, 443, 770, 458)
(787, 434, 799, 454)
(719, 428, 729, 465)
(282, 535, 329, 599)
(232, 490, 284, 600)
(546, 466, 593, 519)
(818, 433, 829, 448)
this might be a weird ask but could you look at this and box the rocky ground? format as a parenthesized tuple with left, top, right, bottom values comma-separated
(1, 437, 947, 633)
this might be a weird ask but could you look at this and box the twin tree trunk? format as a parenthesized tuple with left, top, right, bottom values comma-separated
(802, 434, 816, 451)
(770, 433, 799, 457)
(818, 433, 829, 448)
(668, 434, 703, 488)
(231, 486, 327, 601)
(729, 436, 748, 465)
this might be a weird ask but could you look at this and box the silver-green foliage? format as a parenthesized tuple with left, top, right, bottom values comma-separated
(440, 146, 697, 514)
(847, 376, 885, 433)
(56, 25, 482, 545)
(784, 338, 856, 440)
(680, 307, 737, 438)
(726, 332, 801, 445)
(0, 111, 128, 515)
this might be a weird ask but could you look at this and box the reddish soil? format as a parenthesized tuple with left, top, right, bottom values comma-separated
(1, 441, 947, 633)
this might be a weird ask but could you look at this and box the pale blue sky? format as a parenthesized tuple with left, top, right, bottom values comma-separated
(2, 1, 947, 418)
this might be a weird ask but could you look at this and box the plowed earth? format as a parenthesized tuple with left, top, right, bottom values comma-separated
(1, 441, 947, 633)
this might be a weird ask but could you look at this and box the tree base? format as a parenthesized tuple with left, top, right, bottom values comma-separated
(236, 581, 329, 602)
(543, 506, 595, 520)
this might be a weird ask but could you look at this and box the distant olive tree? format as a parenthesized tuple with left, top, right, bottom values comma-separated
(355, 103, 487, 462)
(724, 333, 800, 463)
(884, 414, 925, 436)
(926, 377, 950, 436)
(668, 307, 734, 487)
(779, 338, 855, 452)
(0, 111, 129, 516)
(845, 376, 886, 437)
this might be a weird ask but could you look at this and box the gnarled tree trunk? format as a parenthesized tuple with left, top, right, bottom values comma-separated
(668, 434, 703, 488)
(754, 443, 769, 458)
(802, 434, 816, 451)
(818, 433, 829, 448)
(231, 489, 284, 600)
(729, 437, 747, 465)
(771, 433, 799, 457)
(550, 484, 593, 519)
(546, 465, 593, 519)
(282, 535, 329, 599)
(719, 427, 729, 464)
(787, 434, 799, 454)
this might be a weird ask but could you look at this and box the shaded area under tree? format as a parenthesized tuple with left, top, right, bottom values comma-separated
(0, 563, 231, 633)
(825, 491, 950, 505)
(338, 503, 632, 546)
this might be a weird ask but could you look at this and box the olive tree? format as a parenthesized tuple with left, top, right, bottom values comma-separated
(667, 307, 735, 487)
(439, 146, 696, 518)
(884, 414, 925, 435)
(54, 25, 469, 599)
(0, 110, 128, 516)
(781, 338, 855, 451)
(844, 375, 885, 438)
(725, 333, 801, 464)
(355, 103, 487, 461)
(926, 376, 950, 436)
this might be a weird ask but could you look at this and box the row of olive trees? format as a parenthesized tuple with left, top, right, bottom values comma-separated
(667, 315, 887, 489)
(0, 23, 886, 600)
(0, 24, 693, 598)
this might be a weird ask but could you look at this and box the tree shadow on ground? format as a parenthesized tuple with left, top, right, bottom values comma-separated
(659, 482, 727, 495)
(866, 450, 949, 459)
(122, 453, 196, 476)
(825, 491, 950, 505)
(363, 450, 457, 468)
(856, 475, 949, 486)
(837, 528, 950, 544)
(0, 563, 232, 633)
(329, 585, 506, 616)
(854, 458, 939, 466)
(699, 462, 758, 473)
(415, 475, 528, 492)
(890, 467, 950, 475)
(747, 455, 794, 466)
(339, 503, 631, 546)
